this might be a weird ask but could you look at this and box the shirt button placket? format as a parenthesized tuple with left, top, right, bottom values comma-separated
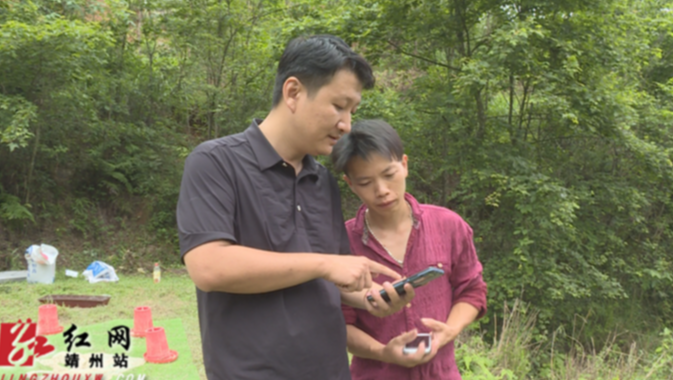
(293, 174, 299, 228)
(405, 274, 414, 334)
(406, 308, 415, 353)
(405, 268, 417, 339)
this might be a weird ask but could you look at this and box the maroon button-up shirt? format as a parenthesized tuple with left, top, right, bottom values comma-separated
(342, 193, 487, 380)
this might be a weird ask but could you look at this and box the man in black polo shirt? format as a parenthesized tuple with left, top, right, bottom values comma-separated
(177, 35, 415, 380)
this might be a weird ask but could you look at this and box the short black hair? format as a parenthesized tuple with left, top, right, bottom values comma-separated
(272, 35, 375, 106)
(331, 119, 404, 175)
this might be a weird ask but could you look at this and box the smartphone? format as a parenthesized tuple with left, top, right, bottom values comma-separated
(402, 333, 431, 355)
(367, 266, 445, 303)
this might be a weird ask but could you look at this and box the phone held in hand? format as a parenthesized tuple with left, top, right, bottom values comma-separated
(367, 266, 445, 303)
(403, 333, 431, 355)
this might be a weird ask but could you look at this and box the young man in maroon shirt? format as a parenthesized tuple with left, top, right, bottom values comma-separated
(331, 119, 488, 380)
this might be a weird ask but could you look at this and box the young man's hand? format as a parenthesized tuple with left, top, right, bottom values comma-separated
(322, 255, 401, 292)
(421, 318, 460, 350)
(363, 281, 415, 318)
(380, 329, 439, 368)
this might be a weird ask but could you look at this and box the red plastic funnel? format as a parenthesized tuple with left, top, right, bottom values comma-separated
(131, 306, 154, 338)
(143, 327, 178, 364)
(36, 304, 63, 335)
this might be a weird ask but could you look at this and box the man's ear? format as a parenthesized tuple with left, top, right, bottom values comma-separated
(401, 154, 409, 177)
(283, 77, 303, 113)
(343, 174, 355, 190)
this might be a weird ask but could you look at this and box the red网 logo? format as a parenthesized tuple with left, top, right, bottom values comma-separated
(0, 319, 55, 367)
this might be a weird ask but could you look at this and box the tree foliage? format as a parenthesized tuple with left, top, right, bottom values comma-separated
(354, 0, 673, 337)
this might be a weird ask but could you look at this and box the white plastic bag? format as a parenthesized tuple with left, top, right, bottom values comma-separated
(82, 261, 119, 283)
(40, 244, 58, 265)
(25, 244, 59, 284)
(26, 244, 58, 265)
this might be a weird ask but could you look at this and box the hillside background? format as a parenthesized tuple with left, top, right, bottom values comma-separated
(2, 0, 673, 377)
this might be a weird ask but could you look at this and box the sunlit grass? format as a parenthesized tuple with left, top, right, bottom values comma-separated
(4, 275, 667, 379)
(0, 271, 205, 379)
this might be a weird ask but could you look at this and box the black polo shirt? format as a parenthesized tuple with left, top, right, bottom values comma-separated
(177, 119, 352, 380)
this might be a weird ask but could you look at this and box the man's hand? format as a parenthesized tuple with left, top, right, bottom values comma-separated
(380, 329, 439, 368)
(421, 318, 460, 351)
(322, 255, 401, 292)
(363, 281, 415, 318)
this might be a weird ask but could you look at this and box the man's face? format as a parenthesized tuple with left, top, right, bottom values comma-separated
(294, 69, 363, 156)
(345, 153, 408, 215)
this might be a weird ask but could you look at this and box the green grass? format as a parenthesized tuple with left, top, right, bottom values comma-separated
(3, 274, 670, 380)
(0, 271, 205, 379)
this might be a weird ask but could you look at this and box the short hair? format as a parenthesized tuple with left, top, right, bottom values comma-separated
(331, 119, 404, 175)
(272, 35, 375, 106)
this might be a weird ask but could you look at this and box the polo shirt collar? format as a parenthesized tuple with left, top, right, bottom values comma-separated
(245, 119, 320, 177)
(299, 155, 320, 178)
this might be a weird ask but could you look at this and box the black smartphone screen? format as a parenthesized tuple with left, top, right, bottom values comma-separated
(408, 269, 444, 287)
(367, 266, 445, 303)
(405, 334, 430, 348)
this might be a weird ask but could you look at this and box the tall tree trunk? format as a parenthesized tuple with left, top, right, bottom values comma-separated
(25, 124, 40, 204)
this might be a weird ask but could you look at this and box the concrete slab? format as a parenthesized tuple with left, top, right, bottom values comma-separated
(0, 270, 28, 283)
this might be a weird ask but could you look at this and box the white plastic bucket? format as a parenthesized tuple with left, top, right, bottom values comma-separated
(25, 244, 58, 284)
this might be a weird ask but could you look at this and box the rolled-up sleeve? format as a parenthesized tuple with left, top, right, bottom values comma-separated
(450, 222, 488, 319)
(177, 147, 237, 262)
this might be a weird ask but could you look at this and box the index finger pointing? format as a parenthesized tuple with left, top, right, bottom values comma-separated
(368, 261, 401, 280)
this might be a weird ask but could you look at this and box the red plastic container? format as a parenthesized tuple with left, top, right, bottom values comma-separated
(143, 327, 178, 364)
(131, 306, 154, 338)
(36, 304, 63, 335)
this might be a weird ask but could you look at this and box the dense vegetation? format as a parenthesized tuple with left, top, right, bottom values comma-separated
(1, 0, 673, 377)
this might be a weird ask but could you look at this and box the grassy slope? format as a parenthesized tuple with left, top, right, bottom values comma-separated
(2, 272, 671, 379)
(0, 271, 205, 379)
